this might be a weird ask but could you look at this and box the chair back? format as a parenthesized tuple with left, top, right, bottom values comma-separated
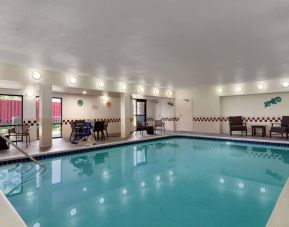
(22, 123, 30, 134)
(155, 120, 163, 127)
(93, 121, 104, 132)
(229, 116, 243, 126)
(281, 116, 289, 127)
(104, 121, 108, 130)
(136, 121, 145, 128)
(75, 120, 85, 127)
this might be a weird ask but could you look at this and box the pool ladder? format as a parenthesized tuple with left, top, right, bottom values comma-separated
(0, 135, 47, 196)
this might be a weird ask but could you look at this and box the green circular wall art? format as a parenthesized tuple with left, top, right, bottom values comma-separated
(77, 99, 84, 107)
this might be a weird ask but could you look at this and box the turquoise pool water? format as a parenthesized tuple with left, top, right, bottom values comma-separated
(1, 137, 289, 227)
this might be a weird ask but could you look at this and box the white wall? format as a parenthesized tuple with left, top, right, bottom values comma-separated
(175, 87, 220, 133)
(221, 92, 289, 135)
(54, 93, 121, 138)
(154, 98, 175, 131)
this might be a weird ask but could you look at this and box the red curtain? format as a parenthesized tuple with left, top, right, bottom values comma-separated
(0, 100, 22, 124)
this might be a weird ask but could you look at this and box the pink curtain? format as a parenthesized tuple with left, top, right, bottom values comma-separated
(0, 100, 22, 124)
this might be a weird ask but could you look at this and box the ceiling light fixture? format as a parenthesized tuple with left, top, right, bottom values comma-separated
(139, 87, 144, 93)
(82, 91, 87, 94)
(32, 71, 41, 80)
(167, 90, 172, 96)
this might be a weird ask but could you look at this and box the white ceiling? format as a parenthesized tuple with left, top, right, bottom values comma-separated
(0, 0, 289, 88)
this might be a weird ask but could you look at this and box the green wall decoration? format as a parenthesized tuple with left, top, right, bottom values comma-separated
(77, 99, 84, 107)
(264, 97, 281, 108)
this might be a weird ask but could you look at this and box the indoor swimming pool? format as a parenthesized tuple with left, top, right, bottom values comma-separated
(1, 137, 289, 227)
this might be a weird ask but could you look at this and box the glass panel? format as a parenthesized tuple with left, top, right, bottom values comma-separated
(52, 124, 61, 138)
(36, 97, 62, 138)
(0, 95, 22, 126)
(136, 116, 145, 124)
(136, 102, 145, 115)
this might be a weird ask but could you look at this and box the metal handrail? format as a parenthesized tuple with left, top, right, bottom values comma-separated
(0, 134, 46, 169)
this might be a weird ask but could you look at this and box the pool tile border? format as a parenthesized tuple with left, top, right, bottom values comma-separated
(1, 134, 289, 166)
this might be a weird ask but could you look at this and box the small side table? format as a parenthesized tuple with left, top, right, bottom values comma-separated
(251, 125, 266, 137)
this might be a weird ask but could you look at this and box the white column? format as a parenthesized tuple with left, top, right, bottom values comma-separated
(39, 85, 52, 148)
(121, 93, 131, 138)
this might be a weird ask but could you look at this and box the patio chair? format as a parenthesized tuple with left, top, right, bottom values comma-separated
(135, 121, 147, 136)
(229, 116, 247, 136)
(270, 116, 289, 139)
(154, 120, 165, 134)
(8, 123, 31, 148)
(0, 135, 9, 150)
(93, 121, 105, 140)
(71, 121, 92, 144)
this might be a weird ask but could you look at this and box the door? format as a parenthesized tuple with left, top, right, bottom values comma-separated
(176, 99, 193, 131)
(133, 99, 147, 127)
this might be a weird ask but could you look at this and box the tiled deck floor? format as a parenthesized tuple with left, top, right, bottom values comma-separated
(1, 131, 289, 162)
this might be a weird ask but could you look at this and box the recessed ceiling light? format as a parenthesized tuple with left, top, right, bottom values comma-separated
(69, 77, 77, 84)
(32, 71, 41, 80)
(154, 89, 159, 95)
(120, 83, 127, 90)
(167, 90, 172, 96)
(257, 84, 264, 90)
(282, 81, 289, 88)
(98, 81, 104, 88)
(82, 91, 87, 94)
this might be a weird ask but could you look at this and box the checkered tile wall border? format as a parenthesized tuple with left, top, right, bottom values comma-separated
(193, 117, 282, 123)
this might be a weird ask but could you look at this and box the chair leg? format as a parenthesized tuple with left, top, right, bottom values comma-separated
(230, 130, 232, 136)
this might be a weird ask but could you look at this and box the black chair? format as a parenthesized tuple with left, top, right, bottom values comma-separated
(135, 121, 146, 136)
(270, 116, 289, 139)
(229, 116, 247, 136)
(0, 135, 9, 150)
(93, 121, 105, 140)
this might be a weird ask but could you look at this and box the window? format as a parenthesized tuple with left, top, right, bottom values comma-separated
(133, 99, 147, 127)
(0, 94, 23, 137)
(36, 97, 62, 138)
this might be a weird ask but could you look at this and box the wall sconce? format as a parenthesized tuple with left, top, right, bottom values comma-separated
(139, 86, 144, 93)
(32, 71, 41, 80)
(154, 89, 159, 96)
(257, 84, 264, 90)
(120, 83, 127, 90)
(26, 90, 34, 97)
(69, 77, 77, 84)
(282, 81, 289, 88)
(98, 81, 104, 88)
